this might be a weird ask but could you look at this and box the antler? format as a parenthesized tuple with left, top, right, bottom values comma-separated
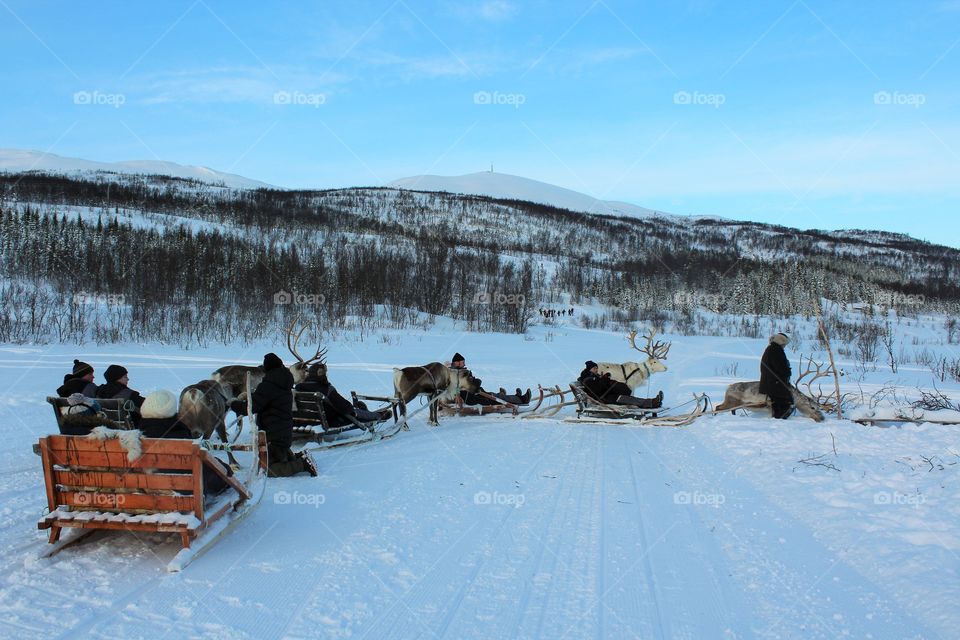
(797, 354, 849, 412)
(285, 316, 327, 365)
(628, 328, 671, 360)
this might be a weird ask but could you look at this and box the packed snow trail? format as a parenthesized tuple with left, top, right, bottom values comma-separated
(2, 417, 936, 639)
(0, 332, 957, 639)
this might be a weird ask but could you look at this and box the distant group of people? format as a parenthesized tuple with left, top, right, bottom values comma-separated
(538, 308, 575, 319)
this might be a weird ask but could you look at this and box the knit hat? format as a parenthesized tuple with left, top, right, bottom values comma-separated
(452, 353, 465, 363)
(585, 360, 598, 370)
(104, 364, 128, 383)
(141, 389, 177, 419)
(307, 362, 326, 378)
(770, 333, 790, 346)
(263, 352, 284, 371)
(72, 359, 93, 377)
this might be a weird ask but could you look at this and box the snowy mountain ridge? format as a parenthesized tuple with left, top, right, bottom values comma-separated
(0, 148, 273, 190)
(387, 171, 678, 220)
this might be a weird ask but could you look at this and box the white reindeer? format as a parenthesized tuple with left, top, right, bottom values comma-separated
(597, 328, 671, 391)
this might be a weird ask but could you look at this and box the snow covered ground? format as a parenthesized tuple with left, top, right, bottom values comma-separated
(0, 322, 958, 639)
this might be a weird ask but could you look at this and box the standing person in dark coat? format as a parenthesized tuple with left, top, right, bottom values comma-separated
(96, 365, 146, 409)
(57, 359, 99, 397)
(252, 353, 317, 477)
(759, 333, 794, 419)
(295, 363, 388, 427)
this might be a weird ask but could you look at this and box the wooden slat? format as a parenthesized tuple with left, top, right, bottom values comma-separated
(54, 470, 195, 492)
(41, 519, 195, 534)
(45, 435, 197, 456)
(47, 450, 197, 470)
(58, 491, 195, 512)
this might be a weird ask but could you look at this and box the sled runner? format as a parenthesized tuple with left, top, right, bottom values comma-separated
(565, 382, 711, 427)
(293, 390, 405, 449)
(440, 385, 570, 418)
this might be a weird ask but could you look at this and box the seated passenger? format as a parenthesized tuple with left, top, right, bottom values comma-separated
(138, 389, 233, 495)
(449, 353, 531, 406)
(296, 363, 389, 426)
(57, 359, 99, 398)
(96, 365, 146, 409)
(577, 361, 663, 408)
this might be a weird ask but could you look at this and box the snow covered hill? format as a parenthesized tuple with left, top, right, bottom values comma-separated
(0, 148, 272, 190)
(388, 171, 675, 220)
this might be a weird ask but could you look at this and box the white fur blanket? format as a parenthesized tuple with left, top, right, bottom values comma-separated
(87, 426, 144, 461)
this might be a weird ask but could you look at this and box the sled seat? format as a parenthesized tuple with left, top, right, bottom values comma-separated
(292, 390, 400, 441)
(47, 395, 138, 432)
(569, 382, 659, 421)
(438, 393, 519, 416)
(37, 432, 267, 551)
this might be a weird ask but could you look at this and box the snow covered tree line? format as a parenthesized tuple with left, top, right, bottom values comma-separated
(0, 173, 957, 345)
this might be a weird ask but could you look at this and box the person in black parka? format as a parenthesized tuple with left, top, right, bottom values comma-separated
(252, 353, 317, 477)
(295, 363, 388, 428)
(57, 359, 99, 398)
(96, 364, 146, 409)
(759, 333, 794, 419)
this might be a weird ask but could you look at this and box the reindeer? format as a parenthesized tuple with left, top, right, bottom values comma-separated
(714, 382, 825, 422)
(715, 354, 839, 422)
(597, 328, 672, 391)
(212, 317, 327, 400)
(177, 379, 235, 441)
(393, 363, 480, 426)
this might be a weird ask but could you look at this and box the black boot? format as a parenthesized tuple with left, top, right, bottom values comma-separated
(521, 388, 531, 404)
(653, 390, 664, 408)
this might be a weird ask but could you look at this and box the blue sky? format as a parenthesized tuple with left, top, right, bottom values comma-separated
(2, 0, 958, 246)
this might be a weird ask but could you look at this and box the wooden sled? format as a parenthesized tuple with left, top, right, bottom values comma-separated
(293, 390, 405, 450)
(37, 429, 268, 571)
(438, 386, 569, 418)
(564, 383, 710, 427)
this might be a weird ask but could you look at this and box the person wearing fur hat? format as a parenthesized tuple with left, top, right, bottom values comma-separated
(252, 353, 317, 477)
(138, 390, 233, 495)
(760, 333, 794, 419)
(449, 353, 532, 406)
(57, 359, 99, 398)
(96, 364, 146, 409)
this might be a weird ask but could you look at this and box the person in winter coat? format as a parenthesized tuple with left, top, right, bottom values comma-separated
(295, 363, 389, 427)
(138, 390, 232, 495)
(577, 361, 663, 408)
(449, 353, 532, 406)
(96, 365, 146, 409)
(252, 353, 317, 477)
(57, 359, 99, 398)
(759, 333, 794, 419)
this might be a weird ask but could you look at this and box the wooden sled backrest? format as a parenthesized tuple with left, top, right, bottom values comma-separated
(39, 435, 205, 519)
(292, 391, 332, 427)
(46, 396, 138, 430)
(569, 382, 591, 408)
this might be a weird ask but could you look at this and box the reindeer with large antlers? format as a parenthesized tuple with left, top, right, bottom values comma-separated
(596, 328, 672, 391)
(212, 317, 327, 400)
